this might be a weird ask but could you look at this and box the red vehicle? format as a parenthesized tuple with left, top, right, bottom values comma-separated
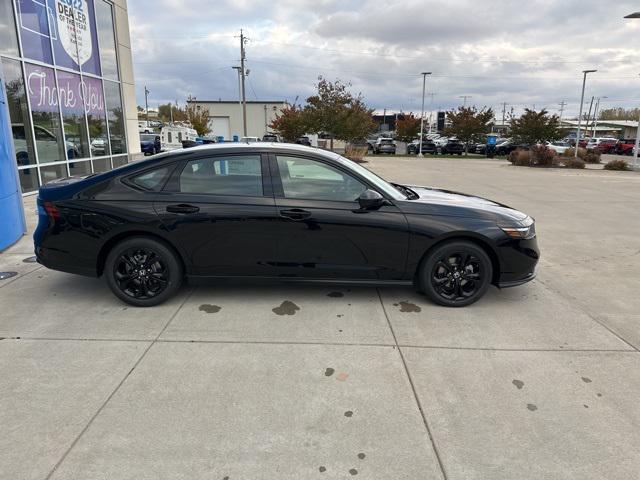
(595, 139, 618, 154)
(616, 139, 636, 156)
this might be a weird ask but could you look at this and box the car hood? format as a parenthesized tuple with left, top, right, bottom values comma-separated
(400, 185, 529, 224)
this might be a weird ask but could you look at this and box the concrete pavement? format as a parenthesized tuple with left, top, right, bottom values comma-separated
(1, 157, 639, 479)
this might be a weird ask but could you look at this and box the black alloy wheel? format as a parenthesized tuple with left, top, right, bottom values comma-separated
(105, 237, 183, 307)
(421, 241, 492, 307)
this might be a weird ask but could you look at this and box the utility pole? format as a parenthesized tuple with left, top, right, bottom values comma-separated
(459, 95, 471, 106)
(501, 102, 507, 126)
(239, 29, 248, 137)
(585, 96, 594, 132)
(558, 101, 566, 123)
(169, 101, 174, 123)
(592, 96, 607, 136)
(144, 86, 150, 124)
(575, 70, 597, 158)
(418, 72, 432, 157)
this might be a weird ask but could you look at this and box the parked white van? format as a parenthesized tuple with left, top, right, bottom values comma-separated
(160, 126, 198, 151)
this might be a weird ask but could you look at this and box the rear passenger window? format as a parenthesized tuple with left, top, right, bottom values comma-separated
(128, 166, 172, 191)
(179, 155, 263, 196)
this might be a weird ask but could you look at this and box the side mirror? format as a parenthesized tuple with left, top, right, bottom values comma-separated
(358, 189, 386, 210)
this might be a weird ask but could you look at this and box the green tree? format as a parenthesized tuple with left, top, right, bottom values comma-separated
(445, 106, 494, 155)
(269, 105, 309, 141)
(509, 108, 561, 145)
(158, 103, 187, 123)
(395, 113, 421, 142)
(185, 104, 211, 136)
(304, 77, 376, 148)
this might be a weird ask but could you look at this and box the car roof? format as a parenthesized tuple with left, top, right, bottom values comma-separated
(156, 142, 341, 160)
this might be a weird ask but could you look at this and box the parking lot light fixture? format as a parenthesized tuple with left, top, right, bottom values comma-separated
(575, 69, 597, 158)
(624, 12, 640, 18)
(418, 72, 432, 157)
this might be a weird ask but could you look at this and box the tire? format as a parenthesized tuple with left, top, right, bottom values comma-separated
(420, 240, 492, 307)
(104, 236, 183, 307)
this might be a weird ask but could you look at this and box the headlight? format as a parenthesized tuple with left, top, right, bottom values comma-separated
(499, 216, 535, 239)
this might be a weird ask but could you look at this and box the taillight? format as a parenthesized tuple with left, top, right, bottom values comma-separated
(43, 201, 61, 220)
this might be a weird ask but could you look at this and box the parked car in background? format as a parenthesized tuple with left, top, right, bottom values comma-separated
(140, 134, 161, 156)
(295, 136, 312, 147)
(240, 136, 261, 143)
(138, 121, 153, 134)
(34, 143, 539, 308)
(585, 137, 618, 152)
(545, 141, 571, 154)
(615, 139, 636, 155)
(407, 139, 437, 154)
(263, 133, 281, 142)
(439, 139, 464, 155)
(373, 138, 396, 154)
(90, 137, 108, 156)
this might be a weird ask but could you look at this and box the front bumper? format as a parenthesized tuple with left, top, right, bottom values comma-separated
(496, 235, 540, 288)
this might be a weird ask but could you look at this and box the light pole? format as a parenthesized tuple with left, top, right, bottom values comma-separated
(624, 13, 640, 169)
(575, 69, 597, 157)
(418, 72, 432, 157)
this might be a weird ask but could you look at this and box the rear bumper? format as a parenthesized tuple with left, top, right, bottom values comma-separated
(35, 246, 98, 277)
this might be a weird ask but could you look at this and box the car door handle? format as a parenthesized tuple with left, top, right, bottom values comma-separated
(166, 204, 200, 214)
(280, 208, 311, 221)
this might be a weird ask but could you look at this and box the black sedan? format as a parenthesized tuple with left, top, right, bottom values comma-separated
(407, 140, 437, 155)
(34, 144, 539, 307)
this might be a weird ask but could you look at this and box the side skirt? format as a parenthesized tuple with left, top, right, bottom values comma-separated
(186, 275, 414, 287)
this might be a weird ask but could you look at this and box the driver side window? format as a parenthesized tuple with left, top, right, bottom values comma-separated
(276, 156, 367, 202)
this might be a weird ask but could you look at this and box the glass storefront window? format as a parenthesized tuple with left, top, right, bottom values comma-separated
(15, 0, 54, 64)
(24, 63, 66, 164)
(57, 70, 90, 159)
(69, 159, 92, 175)
(104, 80, 126, 154)
(39, 163, 68, 184)
(0, 1, 20, 56)
(92, 157, 110, 172)
(2, 58, 37, 167)
(94, 0, 118, 80)
(18, 168, 40, 193)
(112, 155, 128, 168)
(81, 75, 109, 157)
(7, 0, 130, 195)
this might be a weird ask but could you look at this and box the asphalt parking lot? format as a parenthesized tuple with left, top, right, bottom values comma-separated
(1, 156, 640, 480)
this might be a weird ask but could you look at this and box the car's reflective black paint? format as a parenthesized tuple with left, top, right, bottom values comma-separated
(35, 143, 539, 305)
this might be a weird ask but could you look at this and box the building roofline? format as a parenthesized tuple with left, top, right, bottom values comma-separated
(187, 100, 287, 104)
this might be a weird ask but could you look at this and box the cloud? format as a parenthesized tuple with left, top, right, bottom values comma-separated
(128, 0, 640, 118)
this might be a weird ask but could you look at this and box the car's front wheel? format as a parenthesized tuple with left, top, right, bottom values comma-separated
(420, 240, 492, 307)
(105, 237, 183, 307)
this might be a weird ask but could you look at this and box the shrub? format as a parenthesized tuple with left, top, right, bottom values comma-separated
(582, 149, 601, 164)
(529, 145, 557, 166)
(563, 147, 586, 158)
(563, 147, 599, 163)
(508, 148, 531, 166)
(563, 158, 585, 169)
(344, 144, 369, 163)
(604, 159, 630, 171)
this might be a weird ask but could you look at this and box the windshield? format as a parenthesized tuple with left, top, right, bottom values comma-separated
(333, 154, 407, 201)
(140, 134, 155, 141)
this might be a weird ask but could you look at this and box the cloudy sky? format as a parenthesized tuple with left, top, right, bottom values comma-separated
(129, 0, 640, 119)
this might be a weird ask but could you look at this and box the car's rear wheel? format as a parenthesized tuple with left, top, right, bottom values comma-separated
(105, 237, 183, 307)
(420, 240, 492, 307)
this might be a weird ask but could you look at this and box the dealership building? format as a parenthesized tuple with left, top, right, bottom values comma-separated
(0, 0, 138, 249)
